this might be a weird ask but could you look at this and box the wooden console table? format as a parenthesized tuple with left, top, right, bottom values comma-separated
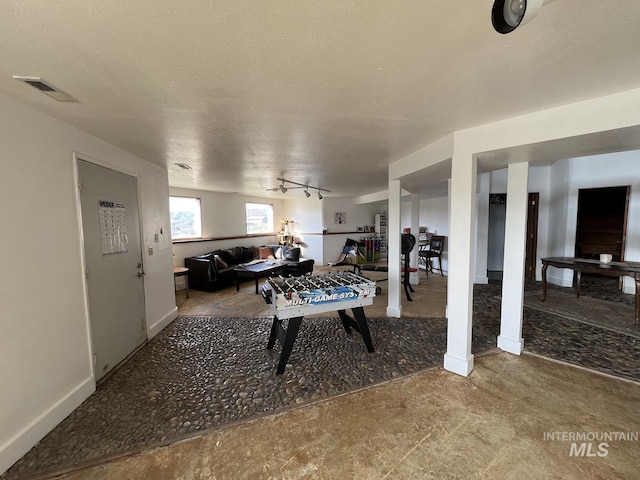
(541, 257, 640, 326)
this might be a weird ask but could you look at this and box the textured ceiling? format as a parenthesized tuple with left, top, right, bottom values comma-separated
(1, 1, 640, 197)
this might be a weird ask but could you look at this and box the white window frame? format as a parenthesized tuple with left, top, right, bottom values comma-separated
(170, 196, 202, 240)
(245, 202, 274, 235)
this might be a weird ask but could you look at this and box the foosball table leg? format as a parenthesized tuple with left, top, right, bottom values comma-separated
(267, 315, 304, 374)
(352, 307, 374, 352)
(337, 307, 374, 353)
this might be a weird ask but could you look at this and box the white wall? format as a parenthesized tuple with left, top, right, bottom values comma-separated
(321, 198, 382, 265)
(169, 187, 284, 269)
(406, 196, 450, 274)
(0, 93, 176, 475)
(564, 153, 640, 293)
(283, 197, 324, 264)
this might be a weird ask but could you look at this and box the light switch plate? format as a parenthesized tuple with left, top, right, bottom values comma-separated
(148, 247, 154, 255)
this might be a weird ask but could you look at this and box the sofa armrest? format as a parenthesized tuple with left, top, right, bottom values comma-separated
(185, 257, 215, 288)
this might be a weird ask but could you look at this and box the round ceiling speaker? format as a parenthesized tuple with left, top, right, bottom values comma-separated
(491, 0, 544, 34)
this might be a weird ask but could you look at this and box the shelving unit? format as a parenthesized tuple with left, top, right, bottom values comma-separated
(375, 212, 388, 260)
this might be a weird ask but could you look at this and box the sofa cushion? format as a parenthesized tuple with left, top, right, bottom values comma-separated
(259, 246, 275, 259)
(219, 250, 236, 265)
(214, 255, 228, 270)
(225, 247, 245, 264)
(283, 247, 301, 261)
(241, 247, 255, 262)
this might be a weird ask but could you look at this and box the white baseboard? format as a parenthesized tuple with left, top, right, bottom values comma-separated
(0, 377, 95, 476)
(474, 276, 489, 284)
(547, 272, 573, 288)
(148, 306, 179, 339)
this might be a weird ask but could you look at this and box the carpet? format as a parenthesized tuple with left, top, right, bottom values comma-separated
(523, 290, 639, 338)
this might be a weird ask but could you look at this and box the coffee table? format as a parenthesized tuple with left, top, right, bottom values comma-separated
(234, 261, 287, 294)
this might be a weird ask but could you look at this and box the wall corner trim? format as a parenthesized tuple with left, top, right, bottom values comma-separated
(0, 377, 95, 476)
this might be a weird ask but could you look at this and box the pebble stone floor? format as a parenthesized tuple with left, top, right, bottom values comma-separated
(3, 276, 639, 480)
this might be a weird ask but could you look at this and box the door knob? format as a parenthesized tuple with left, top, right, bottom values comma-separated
(138, 270, 145, 277)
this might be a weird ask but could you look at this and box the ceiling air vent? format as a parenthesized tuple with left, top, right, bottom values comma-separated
(13, 76, 79, 103)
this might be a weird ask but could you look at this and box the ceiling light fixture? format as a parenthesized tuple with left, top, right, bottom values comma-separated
(175, 163, 192, 170)
(267, 177, 330, 199)
(491, 0, 547, 34)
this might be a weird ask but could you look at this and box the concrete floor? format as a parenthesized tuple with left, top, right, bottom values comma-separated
(59, 351, 640, 479)
(14, 269, 639, 479)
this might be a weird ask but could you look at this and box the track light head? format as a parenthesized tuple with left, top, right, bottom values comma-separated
(304, 189, 311, 198)
(491, 0, 544, 34)
(279, 184, 287, 193)
(318, 191, 323, 200)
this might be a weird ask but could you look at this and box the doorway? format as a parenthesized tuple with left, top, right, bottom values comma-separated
(78, 159, 147, 381)
(525, 193, 539, 280)
(487, 192, 540, 281)
(575, 186, 629, 262)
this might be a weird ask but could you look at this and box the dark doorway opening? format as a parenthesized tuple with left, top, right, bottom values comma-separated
(525, 193, 539, 280)
(575, 186, 629, 262)
(487, 192, 539, 281)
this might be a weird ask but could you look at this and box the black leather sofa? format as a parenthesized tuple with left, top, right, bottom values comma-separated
(184, 245, 314, 292)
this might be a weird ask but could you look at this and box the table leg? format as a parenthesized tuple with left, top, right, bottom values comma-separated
(338, 308, 374, 352)
(576, 271, 581, 298)
(275, 316, 303, 374)
(352, 307, 374, 352)
(185, 274, 189, 298)
(255, 277, 260, 294)
(541, 264, 548, 301)
(267, 316, 279, 349)
(267, 315, 303, 374)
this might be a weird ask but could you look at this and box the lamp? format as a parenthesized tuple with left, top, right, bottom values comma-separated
(491, 0, 544, 34)
(267, 177, 331, 199)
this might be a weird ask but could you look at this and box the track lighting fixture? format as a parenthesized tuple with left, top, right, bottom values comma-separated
(267, 177, 330, 199)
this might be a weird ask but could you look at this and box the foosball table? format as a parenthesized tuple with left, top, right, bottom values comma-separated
(261, 271, 377, 374)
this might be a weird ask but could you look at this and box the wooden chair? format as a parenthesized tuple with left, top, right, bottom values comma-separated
(423, 235, 444, 276)
(418, 242, 431, 277)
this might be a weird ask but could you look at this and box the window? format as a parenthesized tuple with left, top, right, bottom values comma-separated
(246, 202, 274, 234)
(170, 196, 202, 239)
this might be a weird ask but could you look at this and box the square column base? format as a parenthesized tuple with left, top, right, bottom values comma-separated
(443, 352, 474, 377)
(497, 335, 524, 355)
(386, 306, 402, 318)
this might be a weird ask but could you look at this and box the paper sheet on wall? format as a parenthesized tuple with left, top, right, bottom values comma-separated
(98, 200, 128, 255)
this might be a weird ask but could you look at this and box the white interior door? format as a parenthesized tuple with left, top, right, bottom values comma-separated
(78, 159, 147, 381)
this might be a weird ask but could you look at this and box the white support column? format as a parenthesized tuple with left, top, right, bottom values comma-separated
(386, 179, 402, 318)
(497, 162, 529, 355)
(409, 193, 420, 285)
(443, 150, 476, 377)
(475, 173, 490, 284)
